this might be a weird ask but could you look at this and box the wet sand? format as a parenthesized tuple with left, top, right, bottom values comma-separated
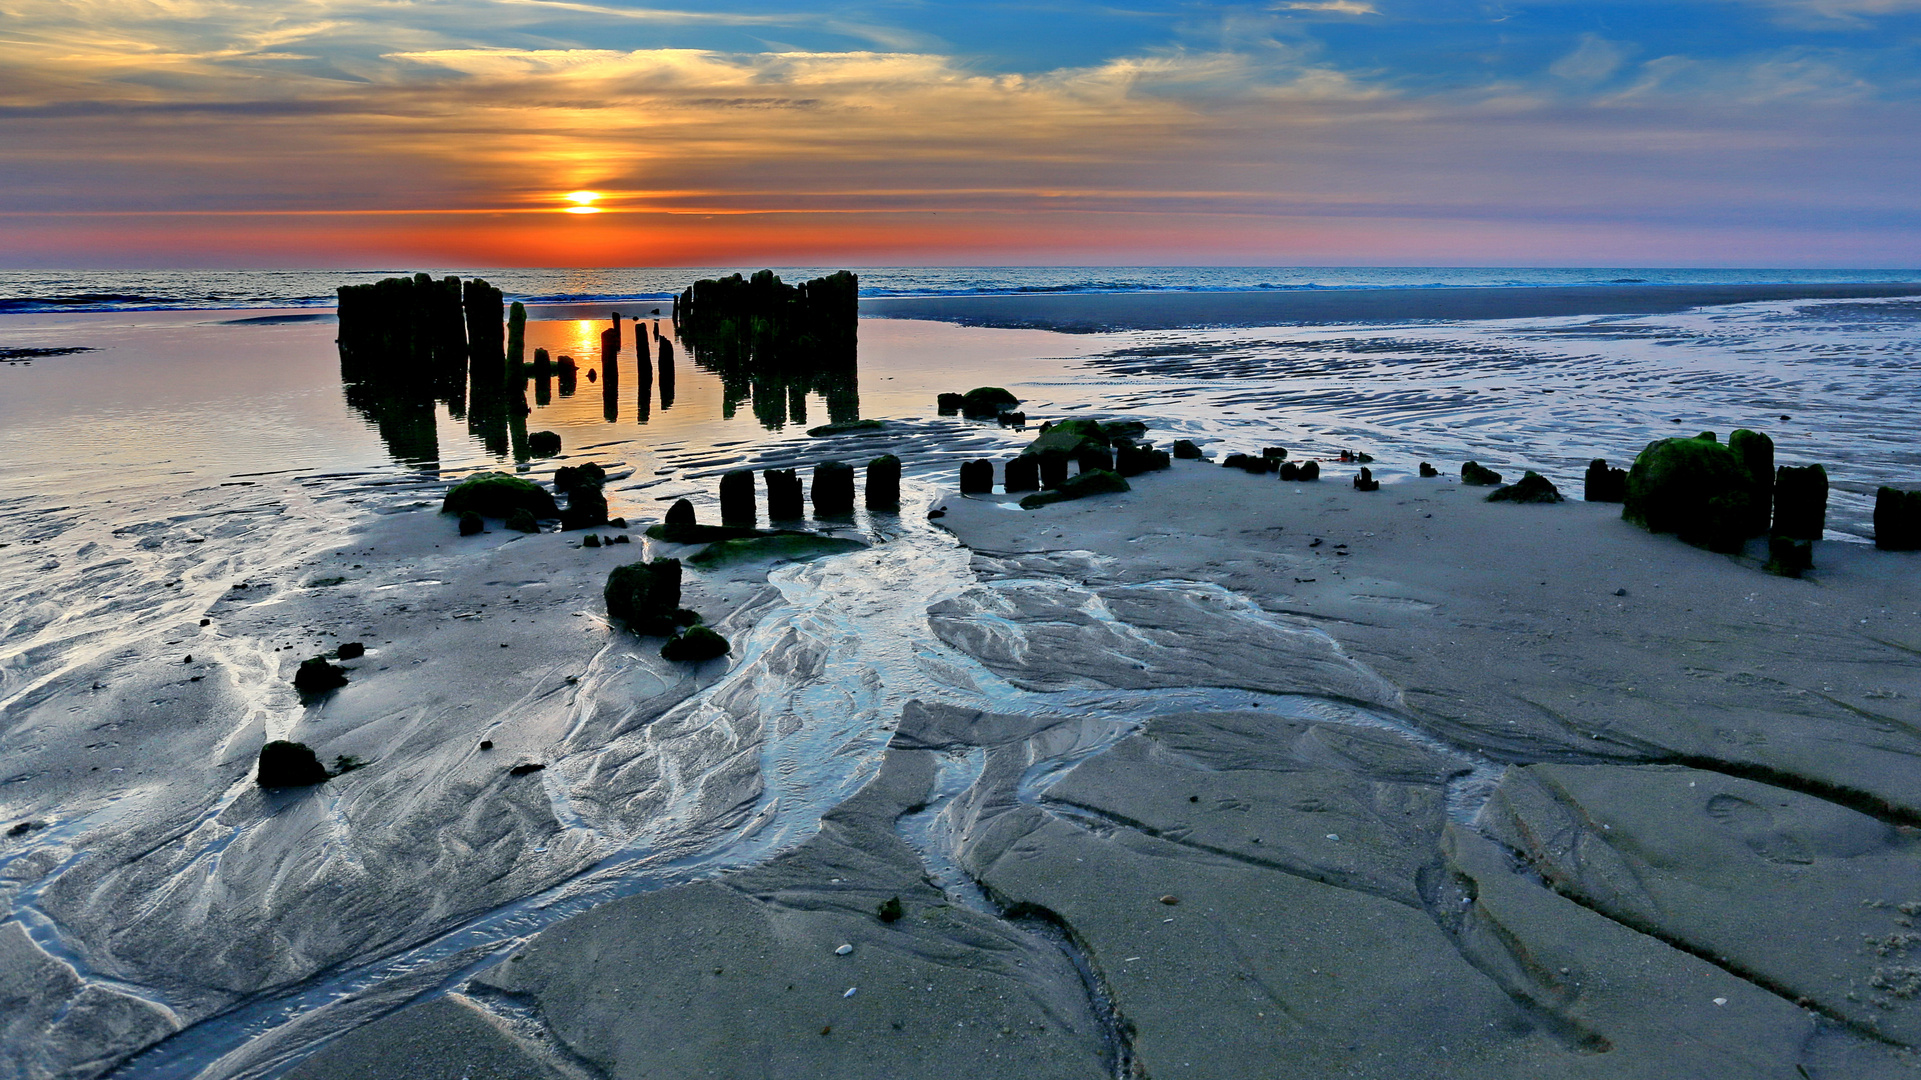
(862, 282, 1921, 330)
(296, 462, 1921, 1079)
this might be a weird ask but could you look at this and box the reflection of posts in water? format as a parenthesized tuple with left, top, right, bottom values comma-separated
(657, 338, 675, 409)
(466, 393, 510, 458)
(508, 401, 531, 462)
(671, 270, 861, 432)
(533, 347, 552, 406)
(342, 379, 439, 467)
(463, 279, 506, 394)
(634, 332, 652, 423)
(601, 326, 620, 423)
(557, 355, 577, 397)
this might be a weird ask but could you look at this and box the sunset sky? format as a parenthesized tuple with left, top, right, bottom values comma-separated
(2, 0, 1918, 267)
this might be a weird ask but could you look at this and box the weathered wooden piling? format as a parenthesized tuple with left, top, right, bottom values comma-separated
(1004, 456, 1041, 492)
(959, 460, 994, 494)
(1077, 447, 1114, 475)
(1729, 429, 1774, 535)
(812, 461, 856, 516)
(1875, 486, 1921, 550)
(1038, 450, 1069, 489)
(765, 468, 805, 519)
(866, 454, 902, 511)
(720, 469, 757, 526)
(1584, 458, 1626, 502)
(1772, 464, 1828, 540)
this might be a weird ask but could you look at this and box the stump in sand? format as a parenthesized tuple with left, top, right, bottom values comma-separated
(765, 469, 804, 520)
(959, 459, 994, 495)
(866, 455, 901, 511)
(666, 498, 696, 526)
(1729, 429, 1775, 534)
(1585, 459, 1626, 502)
(1037, 450, 1070, 489)
(605, 559, 683, 636)
(1004, 456, 1041, 492)
(1875, 486, 1921, 550)
(1772, 464, 1828, 541)
(528, 430, 561, 457)
(562, 486, 609, 530)
(1173, 440, 1203, 460)
(720, 469, 756, 526)
(293, 656, 348, 694)
(1353, 467, 1380, 492)
(936, 393, 965, 415)
(812, 461, 856, 516)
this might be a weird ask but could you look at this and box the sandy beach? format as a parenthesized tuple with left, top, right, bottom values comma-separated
(5, 286, 1921, 1079)
(288, 457, 1921, 1079)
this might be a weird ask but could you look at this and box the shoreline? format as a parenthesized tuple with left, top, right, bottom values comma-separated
(291, 461, 1921, 1079)
(861, 282, 1921, 330)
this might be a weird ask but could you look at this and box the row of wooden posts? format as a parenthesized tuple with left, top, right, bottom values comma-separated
(716, 456, 900, 524)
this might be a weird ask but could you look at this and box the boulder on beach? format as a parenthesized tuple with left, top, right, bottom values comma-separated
(1487, 471, 1563, 504)
(666, 498, 696, 526)
(936, 392, 965, 415)
(661, 625, 730, 663)
(257, 740, 329, 788)
(441, 472, 559, 519)
(1584, 459, 1626, 502)
(336, 642, 366, 660)
(528, 430, 561, 457)
(458, 511, 483, 536)
(998, 411, 1026, 429)
(1460, 462, 1503, 487)
(960, 387, 1020, 418)
(1419, 462, 1439, 478)
(293, 656, 347, 694)
(1623, 436, 1759, 552)
(1297, 461, 1320, 482)
(1173, 439, 1203, 460)
(605, 558, 683, 636)
(1018, 469, 1130, 509)
(1875, 486, 1921, 551)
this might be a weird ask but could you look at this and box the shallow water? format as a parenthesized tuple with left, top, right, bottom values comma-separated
(4, 292, 1921, 1077)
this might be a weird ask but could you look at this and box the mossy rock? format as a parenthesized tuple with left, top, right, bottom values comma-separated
(458, 511, 484, 536)
(960, 387, 1020, 418)
(505, 508, 539, 534)
(1764, 536, 1812, 578)
(807, 419, 886, 437)
(1172, 439, 1203, 460)
(1486, 471, 1563, 504)
(605, 558, 682, 635)
(561, 486, 609, 530)
(1019, 469, 1130, 509)
(660, 625, 730, 663)
(688, 534, 867, 568)
(1020, 418, 1146, 459)
(1623, 436, 1759, 552)
(442, 472, 559, 519)
(293, 656, 347, 694)
(257, 740, 329, 789)
(1876, 486, 1921, 551)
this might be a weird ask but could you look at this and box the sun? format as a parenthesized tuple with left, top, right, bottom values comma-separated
(562, 190, 603, 214)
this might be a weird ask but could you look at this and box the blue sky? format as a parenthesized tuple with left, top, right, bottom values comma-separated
(1, 0, 1917, 266)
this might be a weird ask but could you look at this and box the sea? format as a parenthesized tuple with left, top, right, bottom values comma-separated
(3, 265, 1919, 314)
(4, 266, 1921, 1078)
